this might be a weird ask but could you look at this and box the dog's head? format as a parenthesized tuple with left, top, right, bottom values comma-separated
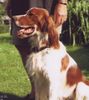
(13, 7, 59, 49)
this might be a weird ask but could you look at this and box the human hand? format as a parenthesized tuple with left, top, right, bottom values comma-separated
(54, 3, 67, 27)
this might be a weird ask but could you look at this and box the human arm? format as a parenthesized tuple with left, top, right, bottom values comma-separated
(54, 0, 68, 27)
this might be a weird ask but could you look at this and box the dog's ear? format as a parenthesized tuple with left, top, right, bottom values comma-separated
(26, 8, 60, 49)
(27, 8, 50, 31)
(45, 16, 60, 49)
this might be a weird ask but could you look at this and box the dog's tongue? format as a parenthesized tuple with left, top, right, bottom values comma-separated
(24, 28, 34, 34)
(17, 26, 35, 38)
(19, 27, 34, 34)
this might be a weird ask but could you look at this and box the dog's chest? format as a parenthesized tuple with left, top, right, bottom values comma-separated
(32, 48, 66, 73)
(27, 46, 68, 86)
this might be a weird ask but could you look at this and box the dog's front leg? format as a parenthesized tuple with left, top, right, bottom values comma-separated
(48, 74, 63, 100)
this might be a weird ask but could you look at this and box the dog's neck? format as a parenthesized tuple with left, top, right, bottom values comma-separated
(28, 31, 48, 52)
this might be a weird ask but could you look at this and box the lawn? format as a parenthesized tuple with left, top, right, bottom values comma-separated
(0, 33, 89, 98)
(67, 45, 89, 79)
(0, 33, 31, 98)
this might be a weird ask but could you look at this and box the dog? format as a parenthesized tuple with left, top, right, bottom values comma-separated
(13, 7, 89, 100)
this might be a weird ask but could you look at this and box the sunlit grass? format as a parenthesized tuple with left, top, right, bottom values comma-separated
(0, 33, 31, 96)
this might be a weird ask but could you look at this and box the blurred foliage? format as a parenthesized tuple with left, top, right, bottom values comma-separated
(0, 2, 5, 15)
(0, 24, 9, 34)
(0, 3, 10, 34)
(62, 0, 89, 45)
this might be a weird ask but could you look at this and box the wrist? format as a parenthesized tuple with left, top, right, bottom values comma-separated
(58, 0, 67, 5)
(58, 2, 67, 5)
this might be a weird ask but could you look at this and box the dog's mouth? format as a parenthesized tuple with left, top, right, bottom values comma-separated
(13, 15, 37, 39)
(17, 25, 36, 39)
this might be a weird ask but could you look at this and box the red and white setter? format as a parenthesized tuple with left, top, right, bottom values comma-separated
(14, 7, 89, 100)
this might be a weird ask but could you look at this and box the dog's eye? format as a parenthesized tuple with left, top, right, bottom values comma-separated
(27, 12, 38, 18)
(29, 13, 33, 16)
(27, 12, 34, 16)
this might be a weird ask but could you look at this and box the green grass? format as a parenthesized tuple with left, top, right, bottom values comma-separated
(0, 33, 31, 97)
(67, 45, 89, 79)
(0, 33, 89, 97)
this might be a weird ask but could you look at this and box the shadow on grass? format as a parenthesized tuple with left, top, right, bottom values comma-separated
(0, 92, 34, 100)
(68, 45, 89, 78)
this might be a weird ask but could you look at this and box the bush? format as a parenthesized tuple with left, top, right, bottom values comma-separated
(0, 24, 10, 34)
